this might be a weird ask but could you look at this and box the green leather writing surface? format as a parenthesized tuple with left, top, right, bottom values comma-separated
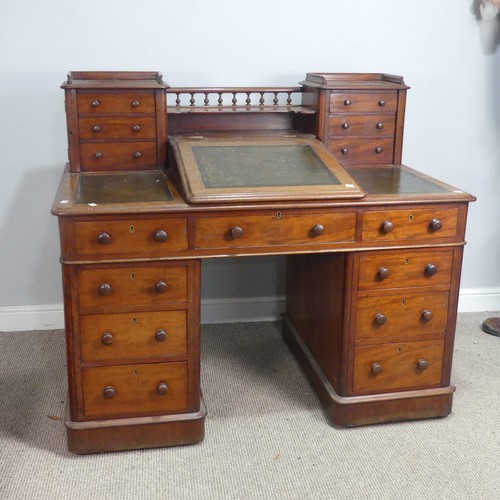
(193, 145, 341, 189)
(76, 173, 172, 204)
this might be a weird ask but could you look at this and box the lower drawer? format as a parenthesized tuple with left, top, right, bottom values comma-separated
(80, 310, 187, 362)
(327, 138, 394, 165)
(82, 362, 188, 418)
(80, 141, 157, 171)
(353, 339, 444, 394)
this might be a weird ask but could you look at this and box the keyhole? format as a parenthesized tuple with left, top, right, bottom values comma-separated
(402, 299, 407, 306)
(408, 215, 414, 222)
(133, 369, 138, 376)
(276, 211, 282, 220)
(405, 258, 410, 265)
(130, 225, 135, 233)
(132, 318, 137, 325)
(131, 273, 136, 280)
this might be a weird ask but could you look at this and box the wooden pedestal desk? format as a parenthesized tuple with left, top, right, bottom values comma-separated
(52, 72, 475, 453)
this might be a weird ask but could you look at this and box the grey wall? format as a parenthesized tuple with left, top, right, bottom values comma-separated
(1, 0, 499, 312)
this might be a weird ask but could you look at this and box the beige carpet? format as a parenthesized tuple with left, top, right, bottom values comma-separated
(1, 312, 499, 500)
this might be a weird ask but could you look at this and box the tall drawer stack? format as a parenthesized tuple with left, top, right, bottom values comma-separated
(300, 73, 408, 166)
(62, 71, 168, 172)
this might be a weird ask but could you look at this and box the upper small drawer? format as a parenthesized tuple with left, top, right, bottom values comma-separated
(74, 218, 188, 258)
(77, 91, 155, 114)
(78, 116, 156, 140)
(358, 249, 454, 291)
(194, 212, 356, 250)
(361, 208, 459, 242)
(330, 92, 398, 113)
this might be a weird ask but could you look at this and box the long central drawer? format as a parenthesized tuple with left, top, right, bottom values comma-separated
(194, 212, 356, 249)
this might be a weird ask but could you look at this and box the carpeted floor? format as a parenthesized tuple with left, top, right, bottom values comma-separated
(0, 312, 499, 500)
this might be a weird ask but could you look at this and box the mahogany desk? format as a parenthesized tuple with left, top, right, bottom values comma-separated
(52, 72, 475, 453)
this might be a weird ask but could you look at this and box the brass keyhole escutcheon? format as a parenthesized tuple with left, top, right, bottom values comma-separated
(130, 225, 135, 233)
(405, 258, 410, 265)
(133, 369, 138, 376)
(276, 211, 282, 220)
(130, 273, 136, 280)
(402, 298, 407, 306)
(408, 214, 414, 222)
(132, 317, 137, 325)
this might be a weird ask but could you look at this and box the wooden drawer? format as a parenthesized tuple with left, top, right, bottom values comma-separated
(327, 138, 393, 165)
(361, 208, 458, 242)
(80, 142, 157, 171)
(353, 339, 444, 393)
(80, 310, 187, 362)
(328, 114, 396, 138)
(358, 249, 453, 291)
(330, 92, 398, 113)
(82, 362, 188, 417)
(77, 91, 155, 114)
(78, 116, 156, 140)
(74, 218, 188, 258)
(77, 265, 188, 310)
(355, 291, 449, 342)
(194, 211, 356, 249)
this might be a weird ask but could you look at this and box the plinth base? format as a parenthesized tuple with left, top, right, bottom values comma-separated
(65, 398, 207, 454)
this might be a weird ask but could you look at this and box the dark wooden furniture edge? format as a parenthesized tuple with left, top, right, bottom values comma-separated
(64, 396, 207, 454)
(282, 313, 455, 426)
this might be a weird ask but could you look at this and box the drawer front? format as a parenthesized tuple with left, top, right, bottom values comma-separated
(328, 138, 394, 165)
(80, 142, 157, 171)
(330, 92, 398, 113)
(80, 310, 187, 362)
(195, 212, 356, 249)
(358, 249, 453, 291)
(355, 291, 449, 342)
(77, 265, 188, 309)
(75, 218, 188, 257)
(78, 116, 156, 140)
(353, 340, 444, 393)
(77, 91, 155, 114)
(328, 114, 396, 138)
(82, 362, 188, 417)
(361, 208, 459, 242)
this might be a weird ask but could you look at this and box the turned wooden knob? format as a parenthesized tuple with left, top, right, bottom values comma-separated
(425, 264, 438, 276)
(378, 267, 390, 279)
(417, 359, 429, 371)
(371, 363, 383, 375)
(155, 281, 168, 294)
(157, 382, 168, 395)
(97, 232, 111, 245)
(429, 218, 443, 232)
(421, 310, 434, 322)
(312, 224, 325, 237)
(103, 386, 116, 399)
(131, 100, 140, 108)
(98, 283, 112, 296)
(132, 124, 141, 132)
(155, 329, 167, 342)
(342, 122, 350, 129)
(154, 230, 168, 242)
(382, 220, 394, 233)
(375, 313, 387, 326)
(101, 332, 113, 345)
(92, 125, 101, 133)
(230, 226, 244, 239)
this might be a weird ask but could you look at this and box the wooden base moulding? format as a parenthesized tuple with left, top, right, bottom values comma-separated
(65, 397, 207, 454)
